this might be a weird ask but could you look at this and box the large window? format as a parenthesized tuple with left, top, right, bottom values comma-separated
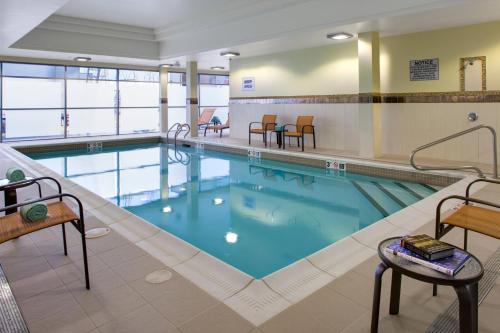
(167, 72, 186, 129)
(0, 62, 160, 141)
(199, 74, 229, 125)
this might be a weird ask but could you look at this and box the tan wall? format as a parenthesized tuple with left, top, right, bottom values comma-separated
(380, 20, 500, 93)
(230, 42, 358, 97)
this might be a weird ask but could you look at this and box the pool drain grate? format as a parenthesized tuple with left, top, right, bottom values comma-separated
(426, 246, 500, 332)
(0, 265, 29, 333)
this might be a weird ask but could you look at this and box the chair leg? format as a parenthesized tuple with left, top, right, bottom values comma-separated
(204, 127, 208, 137)
(79, 219, 90, 290)
(297, 137, 300, 147)
(464, 229, 468, 251)
(249, 132, 251, 145)
(313, 132, 316, 149)
(301, 136, 305, 152)
(264, 132, 267, 147)
(62, 224, 68, 256)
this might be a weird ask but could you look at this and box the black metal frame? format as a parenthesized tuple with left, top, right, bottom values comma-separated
(282, 123, 316, 152)
(0, 177, 90, 290)
(249, 121, 276, 147)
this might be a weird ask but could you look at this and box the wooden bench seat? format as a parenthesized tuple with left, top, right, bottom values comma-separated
(0, 202, 79, 244)
(442, 205, 500, 240)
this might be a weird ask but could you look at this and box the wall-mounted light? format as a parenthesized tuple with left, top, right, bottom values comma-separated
(326, 32, 353, 40)
(220, 51, 240, 57)
(211, 66, 225, 70)
(74, 56, 91, 62)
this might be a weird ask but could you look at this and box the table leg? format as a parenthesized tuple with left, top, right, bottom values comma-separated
(277, 131, 282, 148)
(454, 283, 478, 333)
(389, 270, 402, 315)
(5, 189, 18, 215)
(371, 262, 388, 333)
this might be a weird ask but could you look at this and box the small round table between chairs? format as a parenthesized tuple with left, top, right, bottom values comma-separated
(371, 237, 483, 333)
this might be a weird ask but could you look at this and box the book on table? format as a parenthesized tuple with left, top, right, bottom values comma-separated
(401, 234, 455, 261)
(384, 239, 471, 276)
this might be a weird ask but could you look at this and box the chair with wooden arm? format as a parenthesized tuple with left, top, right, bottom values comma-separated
(283, 116, 316, 151)
(0, 177, 90, 289)
(248, 114, 277, 147)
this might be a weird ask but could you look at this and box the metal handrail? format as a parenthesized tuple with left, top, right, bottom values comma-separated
(173, 123, 191, 146)
(410, 124, 498, 178)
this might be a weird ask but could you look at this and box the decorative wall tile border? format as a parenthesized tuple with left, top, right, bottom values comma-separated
(230, 90, 500, 104)
(14, 136, 162, 154)
(172, 137, 460, 186)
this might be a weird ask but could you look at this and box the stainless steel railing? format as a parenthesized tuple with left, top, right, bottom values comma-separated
(410, 124, 498, 178)
(167, 123, 191, 147)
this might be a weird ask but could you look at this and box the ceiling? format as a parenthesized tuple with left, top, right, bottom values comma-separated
(2, 0, 500, 69)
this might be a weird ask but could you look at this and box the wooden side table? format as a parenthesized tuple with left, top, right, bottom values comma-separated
(371, 237, 483, 333)
(0, 177, 38, 215)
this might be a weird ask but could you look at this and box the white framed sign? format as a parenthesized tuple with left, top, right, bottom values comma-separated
(409, 58, 439, 81)
(241, 77, 255, 91)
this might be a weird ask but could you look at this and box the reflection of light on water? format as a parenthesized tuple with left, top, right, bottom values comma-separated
(213, 197, 224, 205)
(225, 231, 238, 244)
(162, 206, 172, 213)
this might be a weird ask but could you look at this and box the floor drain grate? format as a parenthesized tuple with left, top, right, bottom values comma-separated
(427, 246, 500, 333)
(0, 265, 29, 333)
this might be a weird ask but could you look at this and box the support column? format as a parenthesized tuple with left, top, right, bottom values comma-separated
(186, 61, 199, 137)
(159, 66, 169, 134)
(358, 31, 382, 158)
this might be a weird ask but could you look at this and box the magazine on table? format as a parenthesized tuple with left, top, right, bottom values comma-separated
(384, 239, 470, 276)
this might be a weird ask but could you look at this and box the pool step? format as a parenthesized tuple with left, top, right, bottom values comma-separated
(352, 179, 438, 218)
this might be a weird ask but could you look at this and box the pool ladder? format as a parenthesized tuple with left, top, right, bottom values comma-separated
(410, 124, 498, 178)
(167, 123, 191, 147)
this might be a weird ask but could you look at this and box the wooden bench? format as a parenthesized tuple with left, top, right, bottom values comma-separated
(0, 177, 90, 289)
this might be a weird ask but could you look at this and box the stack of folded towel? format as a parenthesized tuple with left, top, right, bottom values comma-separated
(20, 201, 48, 222)
(6, 167, 25, 182)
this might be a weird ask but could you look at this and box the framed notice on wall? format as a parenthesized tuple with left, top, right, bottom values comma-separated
(409, 58, 439, 81)
(241, 77, 255, 91)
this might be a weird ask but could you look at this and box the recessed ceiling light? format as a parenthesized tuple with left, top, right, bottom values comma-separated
(211, 66, 225, 70)
(220, 51, 240, 57)
(160, 64, 174, 68)
(74, 56, 91, 62)
(162, 206, 172, 213)
(213, 198, 224, 205)
(225, 231, 238, 244)
(326, 32, 353, 40)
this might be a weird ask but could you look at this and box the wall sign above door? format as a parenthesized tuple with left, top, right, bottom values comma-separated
(409, 58, 439, 81)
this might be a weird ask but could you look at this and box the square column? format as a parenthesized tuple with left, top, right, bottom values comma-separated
(358, 31, 382, 158)
(186, 61, 199, 137)
(159, 66, 169, 134)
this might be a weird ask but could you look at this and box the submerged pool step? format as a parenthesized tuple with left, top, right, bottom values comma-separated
(376, 181, 421, 207)
(352, 181, 408, 217)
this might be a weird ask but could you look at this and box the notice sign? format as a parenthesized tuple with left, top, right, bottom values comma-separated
(241, 77, 255, 91)
(409, 58, 439, 81)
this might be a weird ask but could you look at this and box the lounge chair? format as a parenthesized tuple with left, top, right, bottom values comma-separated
(204, 116, 230, 137)
(198, 108, 216, 129)
(433, 177, 500, 295)
(283, 116, 316, 152)
(249, 114, 277, 147)
(0, 177, 90, 289)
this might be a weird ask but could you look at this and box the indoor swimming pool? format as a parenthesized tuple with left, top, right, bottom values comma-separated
(29, 144, 442, 278)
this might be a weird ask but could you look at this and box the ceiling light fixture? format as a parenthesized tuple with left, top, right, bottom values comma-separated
(211, 66, 225, 70)
(74, 56, 91, 62)
(162, 206, 172, 213)
(220, 51, 240, 57)
(160, 64, 175, 68)
(326, 32, 353, 40)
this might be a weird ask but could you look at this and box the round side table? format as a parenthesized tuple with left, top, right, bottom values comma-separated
(371, 237, 484, 333)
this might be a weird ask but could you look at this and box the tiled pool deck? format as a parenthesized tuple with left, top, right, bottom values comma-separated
(0, 140, 499, 333)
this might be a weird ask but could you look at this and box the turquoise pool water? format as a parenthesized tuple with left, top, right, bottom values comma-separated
(29, 144, 440, 278)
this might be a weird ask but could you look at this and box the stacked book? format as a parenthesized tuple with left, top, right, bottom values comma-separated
(385, 234, 470, 276)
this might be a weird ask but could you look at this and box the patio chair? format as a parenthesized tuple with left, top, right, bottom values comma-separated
(204, 115, 230, 137)
(433, 177, 500, 295)
(249, 114, 277, 147)
(283, 116, 316, 152)
(0, 177, 90, 289)
(198, 108, 216, 129)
